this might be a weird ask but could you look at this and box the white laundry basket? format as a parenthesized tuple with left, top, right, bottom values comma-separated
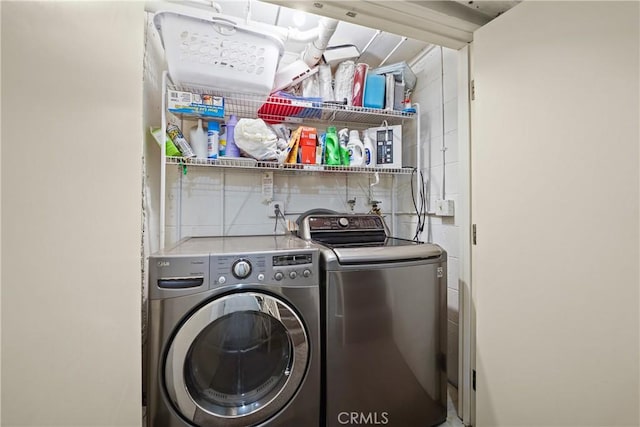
(154, 10, 284, 95)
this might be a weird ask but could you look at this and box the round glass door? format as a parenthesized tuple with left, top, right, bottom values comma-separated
(164, 292, 309, 427)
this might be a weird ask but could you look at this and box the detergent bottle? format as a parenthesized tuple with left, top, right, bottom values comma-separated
(324, 126, 341, 166)
(347, 130, 365, 167)
(223, 115, 240, 157)
(363, 131, 376, 167)
(338, 128, 350, 165)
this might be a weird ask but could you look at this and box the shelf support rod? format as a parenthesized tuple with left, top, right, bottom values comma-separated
(160, 71, 168, 249)
(415, 102, 422, 240)
(392, 174, 397, 235)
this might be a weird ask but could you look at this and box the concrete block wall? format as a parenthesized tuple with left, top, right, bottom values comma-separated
(410, 46, 460, 386)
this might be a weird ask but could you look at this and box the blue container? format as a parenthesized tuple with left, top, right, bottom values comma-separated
(363, 74, 385, 109)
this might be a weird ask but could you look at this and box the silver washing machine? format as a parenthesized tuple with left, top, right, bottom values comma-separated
(297, 213, 448, 427)
(145, 235, 320, 427)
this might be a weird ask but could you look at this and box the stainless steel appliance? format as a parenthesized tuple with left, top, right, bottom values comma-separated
(146, 235, 320, 427)
(298, 214, 447, 427)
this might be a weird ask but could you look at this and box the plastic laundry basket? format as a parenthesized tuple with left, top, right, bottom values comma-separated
(154, 10, 284, 95)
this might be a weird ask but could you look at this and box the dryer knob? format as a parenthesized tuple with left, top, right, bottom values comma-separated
(274, 271, 284, 281)
(289, 271, 297, 279)
(303, 269, 312, 278)
(338, 217, 349, 227)
(232, 259, 252, 279)
(218, 276, 226, 284)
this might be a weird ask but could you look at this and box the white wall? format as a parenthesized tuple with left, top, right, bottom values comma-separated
(1, 2, 144, 426)
(162, 165, 401, 246)
(472, 1, 639, 425)
(410, 46, 461, 386)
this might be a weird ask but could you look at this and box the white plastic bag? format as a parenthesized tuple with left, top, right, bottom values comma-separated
(234, 118, 288, 163)
(333, 60, 355, 105)
(318, 64, 334, 102)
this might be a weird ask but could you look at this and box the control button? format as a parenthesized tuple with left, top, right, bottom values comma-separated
(303, 269, 312, 278)
(218, 276, 226, 284)
(232, 259, 252, 279)
(274, 271, 284, 281)
(289, 271, 297, 279)
(338, 217, 349, 227)
(257, 273, 265, 281)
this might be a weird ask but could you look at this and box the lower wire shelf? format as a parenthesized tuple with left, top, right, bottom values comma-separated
(166, 156, 414, 175)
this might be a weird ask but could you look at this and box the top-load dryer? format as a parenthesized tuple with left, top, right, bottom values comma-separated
(298, 213, 448, 427)
(145, 235, 321, 427)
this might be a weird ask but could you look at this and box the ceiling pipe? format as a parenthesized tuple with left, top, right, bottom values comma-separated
(302, 17, 339, 67)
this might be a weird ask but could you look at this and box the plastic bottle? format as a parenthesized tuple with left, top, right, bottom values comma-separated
(190, 119, 208, 159)
(338, 128, 350, 166)
(207, 121, 220, 159)
(166, 123, 195, 158)
(363, 131, 376, 167)
(218, 126, 227, 157)
(324, 126, 341, 166)
(347, 130, 365, 167)
(223, 115, 240, 157)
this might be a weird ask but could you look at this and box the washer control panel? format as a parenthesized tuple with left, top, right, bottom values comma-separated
(307, 215, 385, 232)
(211, 250, 318, 287)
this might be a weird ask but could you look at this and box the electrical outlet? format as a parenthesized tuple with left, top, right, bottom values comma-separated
(267, 200, 285, 218)
(435, 199, 455, 217)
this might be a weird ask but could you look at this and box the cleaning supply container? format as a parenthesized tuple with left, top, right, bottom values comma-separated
(324, 127, 341, 166)
(347, 130, 365, 167)
(218, 126, 226, 157)
(190, 119, 208, 159)
(338, 128, 350, 166)
(207, 121, 220, 159)
(223, 115, 240, 157)
(363, 132, 376, 167)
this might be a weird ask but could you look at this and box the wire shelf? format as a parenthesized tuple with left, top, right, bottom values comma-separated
(166, 156, 414, 175)
(168, 84, 415, 126)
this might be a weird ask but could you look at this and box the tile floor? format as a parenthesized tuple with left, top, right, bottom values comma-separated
(444, 384, 465, 427)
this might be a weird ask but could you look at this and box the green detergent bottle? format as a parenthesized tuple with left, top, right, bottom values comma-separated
(324, 126, 341, 166)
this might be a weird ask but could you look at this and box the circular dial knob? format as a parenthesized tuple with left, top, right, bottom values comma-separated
(338, 217, 349, 228)
(274, 271, 284, 281)
(232, 259, 252, 279)
(289, 271, 297, 279)
(303, 269, 312, 278)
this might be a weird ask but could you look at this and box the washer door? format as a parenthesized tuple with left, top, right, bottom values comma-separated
(164, 292, 309, 427)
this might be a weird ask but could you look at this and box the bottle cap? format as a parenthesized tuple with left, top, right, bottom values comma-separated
(327, 126, 337, 133)
(207, 121, 220, 132)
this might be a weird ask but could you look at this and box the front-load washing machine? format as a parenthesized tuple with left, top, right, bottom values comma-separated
(145, 235, 320, 427)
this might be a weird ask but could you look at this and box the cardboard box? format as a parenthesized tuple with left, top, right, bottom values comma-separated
(298, 127, 317, 164)
(299, 127, 317, 146)
(168, 90, 225, 118)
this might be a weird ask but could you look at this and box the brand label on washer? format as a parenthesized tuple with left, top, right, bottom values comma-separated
(437, 267, 444, 278)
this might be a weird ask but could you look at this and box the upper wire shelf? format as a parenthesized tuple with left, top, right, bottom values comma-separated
(168, 84, 415, 126)
(167, 156, 415, 175)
